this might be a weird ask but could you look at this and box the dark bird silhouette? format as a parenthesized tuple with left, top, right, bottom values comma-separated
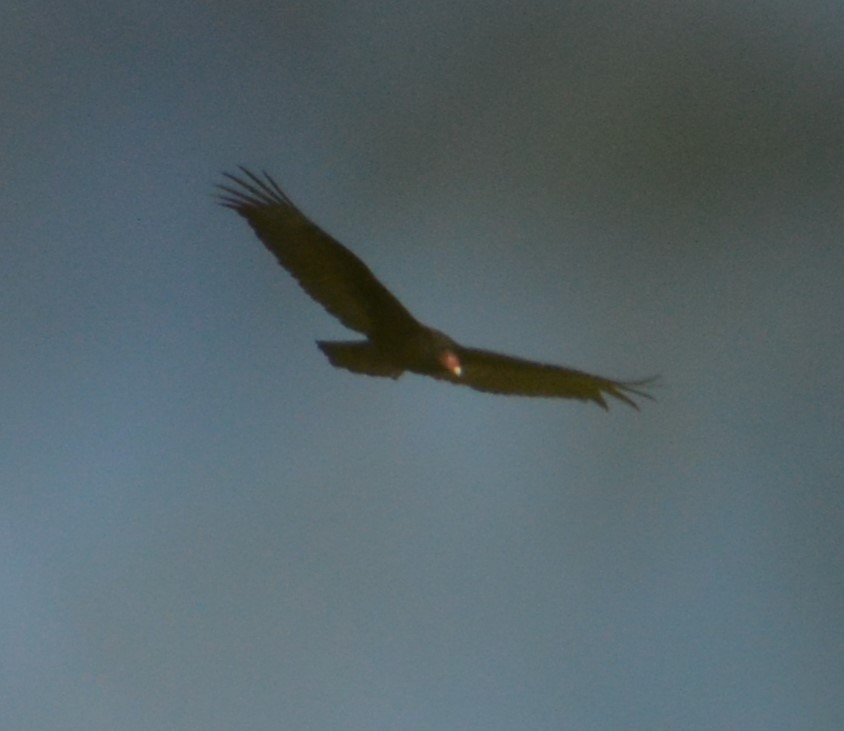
(218, 168, 653, 410)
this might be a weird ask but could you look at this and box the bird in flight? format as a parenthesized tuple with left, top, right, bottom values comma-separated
(218, 168, 653, 410)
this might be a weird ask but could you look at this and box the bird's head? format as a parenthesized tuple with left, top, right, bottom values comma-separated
(401, 326, 463, 379)
(425, 328, 462, 378)
(438, 348, 462, 377)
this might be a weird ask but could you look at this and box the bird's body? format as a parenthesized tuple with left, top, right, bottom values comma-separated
(218, 168, 653, 410)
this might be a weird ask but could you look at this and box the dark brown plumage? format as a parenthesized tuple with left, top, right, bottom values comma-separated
(218, 168, 653, 410)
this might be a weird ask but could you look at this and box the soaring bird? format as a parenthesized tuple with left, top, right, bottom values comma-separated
(218, 168, 653, 410)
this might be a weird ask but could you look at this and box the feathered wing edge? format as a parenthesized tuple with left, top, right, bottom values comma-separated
(449, 346, 656, 410)
(217, 166, 295, 211)
(217, 168, 419, 337)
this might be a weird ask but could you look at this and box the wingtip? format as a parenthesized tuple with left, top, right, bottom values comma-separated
(607, 375, 659, 411)
(215, 167, 294, 211)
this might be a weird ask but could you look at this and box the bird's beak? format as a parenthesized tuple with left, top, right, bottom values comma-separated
(441, 350, 462, 377)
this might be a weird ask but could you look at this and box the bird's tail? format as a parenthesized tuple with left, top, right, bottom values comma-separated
(316, 341, 403, 379)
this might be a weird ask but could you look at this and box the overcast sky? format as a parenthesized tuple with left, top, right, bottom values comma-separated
(3, 2, 843, 730)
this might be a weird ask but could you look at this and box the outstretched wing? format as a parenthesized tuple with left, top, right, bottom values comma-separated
(218, 168, 418, 336)
(451, 347, 654, 410)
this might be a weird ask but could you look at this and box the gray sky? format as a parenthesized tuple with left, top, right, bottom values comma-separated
(3, 1, 843, 729)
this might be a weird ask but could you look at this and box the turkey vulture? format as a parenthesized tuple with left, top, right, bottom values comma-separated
(218, 168, 653, 410)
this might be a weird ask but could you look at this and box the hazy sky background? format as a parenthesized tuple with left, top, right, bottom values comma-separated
(3, 2, 843, 729)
